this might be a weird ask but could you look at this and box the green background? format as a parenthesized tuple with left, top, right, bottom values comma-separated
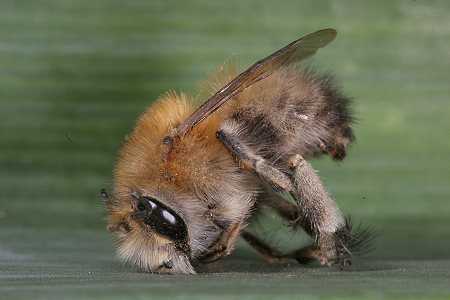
(1, 0, 449, 299)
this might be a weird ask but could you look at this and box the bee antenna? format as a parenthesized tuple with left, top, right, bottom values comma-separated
(130, 191, 141, 200)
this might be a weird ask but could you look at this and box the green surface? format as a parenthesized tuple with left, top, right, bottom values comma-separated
(1, 0, 449, 299)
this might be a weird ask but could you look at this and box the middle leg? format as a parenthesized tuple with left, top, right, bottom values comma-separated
(199, 221, 244, 263)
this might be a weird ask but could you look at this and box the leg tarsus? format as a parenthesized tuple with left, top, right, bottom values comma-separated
(288, 245, 331, 266)
(240, 231, 285, 263)
(287, 244, 351, 267)
(199, 221, 243, 263)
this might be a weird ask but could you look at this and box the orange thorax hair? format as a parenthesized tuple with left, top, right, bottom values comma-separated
(114, 92, 237, 199)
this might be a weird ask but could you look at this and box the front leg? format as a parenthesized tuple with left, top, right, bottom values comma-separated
(199, 221, 243, 263)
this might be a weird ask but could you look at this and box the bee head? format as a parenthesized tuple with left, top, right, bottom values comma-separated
(104, 93, 247, 274)
(104, 190, 196, 274)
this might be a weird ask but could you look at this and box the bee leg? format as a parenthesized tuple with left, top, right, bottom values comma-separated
(242, 228, 341, 266)
(241, 225, 344, 266)
(260, 167, 373, 268)
(216, 129, 294, 192)
(217, 129, 353, 266)
(259, 187, 300, 224)
(199, 221, 243, 263)
(240, 231, 285, 263)
(286, 220, 374, 270)
(257, 188, 328, 264)
(286, 246, 338, 266)
(255, 155, 350, 267)
(286, 154, 352, 267)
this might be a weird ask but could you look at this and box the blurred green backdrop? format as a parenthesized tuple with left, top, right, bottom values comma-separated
(1, 0, 449, 299)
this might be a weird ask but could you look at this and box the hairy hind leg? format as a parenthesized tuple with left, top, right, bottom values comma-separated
(286, 154, 350, 265)
(257, 188, 374, 268)
(217, 128, 346, 265)
(259, 186, 348, 266)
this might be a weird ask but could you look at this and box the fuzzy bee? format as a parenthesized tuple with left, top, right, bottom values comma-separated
(103, 29, 373, 274)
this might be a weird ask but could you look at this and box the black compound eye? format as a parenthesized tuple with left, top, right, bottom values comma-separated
(136, 196, 188, 243)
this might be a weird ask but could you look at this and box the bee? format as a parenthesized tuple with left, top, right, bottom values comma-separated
(103, 29, 373, 274)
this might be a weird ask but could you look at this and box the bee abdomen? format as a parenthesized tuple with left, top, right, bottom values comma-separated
(225, 66, 354, 163)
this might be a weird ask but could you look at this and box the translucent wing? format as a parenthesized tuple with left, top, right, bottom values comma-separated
(174, 29, 337, 137)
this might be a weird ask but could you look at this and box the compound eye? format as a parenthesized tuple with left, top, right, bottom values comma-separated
(137, 196, 188, 243)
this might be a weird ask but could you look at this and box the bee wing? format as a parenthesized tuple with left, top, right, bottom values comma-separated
(175, 29, 337, 137)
